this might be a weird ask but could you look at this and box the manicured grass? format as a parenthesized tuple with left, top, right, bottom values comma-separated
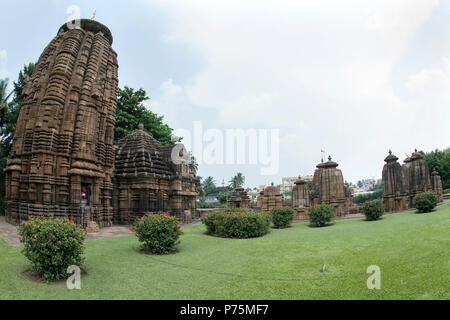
(0, 204, 449, 299)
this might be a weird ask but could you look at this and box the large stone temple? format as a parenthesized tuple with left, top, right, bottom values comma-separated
(382, 149, 440, 212)
(405, 149, 432, 207)
(4, 19, 199, 228)
(382, 150, 408, 212)
(5, 19, 118, 227)
(310, 156, 350, 217)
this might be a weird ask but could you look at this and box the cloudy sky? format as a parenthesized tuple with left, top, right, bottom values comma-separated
(1, 0, 449, 188)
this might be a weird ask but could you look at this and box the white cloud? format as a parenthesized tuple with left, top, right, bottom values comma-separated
(145, 0, 446, 184)
(0, 49, 9, 79)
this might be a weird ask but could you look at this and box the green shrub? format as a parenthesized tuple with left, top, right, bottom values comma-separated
(413, 191, 438, 213)
(18, 217, 85, 281)
(363, 199, 385, 221)
(197, 201, 228, 209)
(201, 210, 271, 238)
(134, 212, 183, 254)
(444, 188, 450, 194)
(308, 204, 335, 227)
(0, 193, 5, 216)
(271, 207, 294, 229)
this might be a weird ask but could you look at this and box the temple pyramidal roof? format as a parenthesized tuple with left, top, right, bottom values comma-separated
(115, 124, 176, 178)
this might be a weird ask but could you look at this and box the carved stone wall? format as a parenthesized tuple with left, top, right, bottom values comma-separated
(5, 19, 118, 228)
(431, 169, 443, 203)
(228, 187, 250, 209)
(292, 178, 310, 220)
(261, 184, 283, 211)
(113, 125, 199, 224)
(311, 156, 348, 217)
(382, 151, 408, 212)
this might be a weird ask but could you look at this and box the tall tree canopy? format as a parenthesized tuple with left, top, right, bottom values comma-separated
(0, 63, 35, 156)
(229, 172, 245, 189)
(202, 176, 217, 195)
(423, 147, 450, 189)
(114, 86, 179, 145)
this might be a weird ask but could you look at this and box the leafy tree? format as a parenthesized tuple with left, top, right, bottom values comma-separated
(189, 151, 198, 175)
(1, 63, 35, 156)
(0, 79, 12, 128)
(229, 172, 245, 189)
(203, 176, 217, 196)
(423, 148, 450, 189)
(115, 86, 179, 145)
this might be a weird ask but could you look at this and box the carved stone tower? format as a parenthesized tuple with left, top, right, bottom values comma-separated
(382, 150, 408, 212)
(311, 156, 347, 217)
(292, 177, 310, 220)
(5, 19, 119, 227)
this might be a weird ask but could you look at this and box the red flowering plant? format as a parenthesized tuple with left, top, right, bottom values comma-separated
(134, 212, 183, 254)
(201, 210, 271, 239)
(18, 217, 85, 281)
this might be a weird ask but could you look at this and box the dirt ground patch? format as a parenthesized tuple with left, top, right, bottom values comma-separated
(0, 216, 134, 246)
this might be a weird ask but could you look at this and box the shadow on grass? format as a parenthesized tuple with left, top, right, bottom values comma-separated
(133, 243, 180, 255)
(21, 268, 87, 284)
(307, 222, 335, 228)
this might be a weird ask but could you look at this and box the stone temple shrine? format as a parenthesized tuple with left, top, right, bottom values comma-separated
(228, 186, 250, 209)
(5, 19, 118, 228)
(311, 156, 349, 217)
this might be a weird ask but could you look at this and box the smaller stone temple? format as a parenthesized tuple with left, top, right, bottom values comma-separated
(311, 156, 348, 217)
(113, 124, 199, 224)
(382, 150, 408, 212)
(292, 177, 310, 220)
(257, 190, 264, 209)
(402, 156, 412, 195)
(260, 183, 283, 211)
(228, 186, 250, 209)
(431, 169, 444, 203)
(405, 149, 432, 207)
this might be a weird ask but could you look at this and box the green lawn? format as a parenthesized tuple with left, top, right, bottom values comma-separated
(1, 204, 449, 300)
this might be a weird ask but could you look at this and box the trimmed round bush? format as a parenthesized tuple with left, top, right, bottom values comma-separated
(201, 210, 271, 238)
(271, 207, 294, 229)
(18, 217, 85, 281)
(134, 212, 183, 254)
(413, 191, 438, 213)
(363, 199, 385, 221)
(308, 204, 335, 227)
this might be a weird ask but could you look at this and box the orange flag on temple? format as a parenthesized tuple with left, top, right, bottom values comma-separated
(92, 9, 97, 20)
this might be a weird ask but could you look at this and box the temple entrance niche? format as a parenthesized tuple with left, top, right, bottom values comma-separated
(81, 184, 91, 207)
